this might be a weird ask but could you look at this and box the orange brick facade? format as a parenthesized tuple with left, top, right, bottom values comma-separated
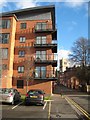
(0, 5, 57, 95)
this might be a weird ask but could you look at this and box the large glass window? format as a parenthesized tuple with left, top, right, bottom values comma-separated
(36, 51, 46, 60)
(1, 19, 10, 29)
(41, 67, 46, 78)
(0, 33, 10, 44)
(17, 80, 24, 88)
(19, 36, 26, 43)
(36, 22, 46, 30)
(36, 36, 46, 44)
(0, 48, 8, 59)
(35, 67, 46, 78)
(35, 67, 40, 78)
(18, 66, 24, 73)
(20, 23, 26, 29)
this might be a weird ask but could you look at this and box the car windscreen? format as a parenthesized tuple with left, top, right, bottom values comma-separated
(0, 89, 3, 93)
(28, 90, 43, 95)
(3, 88, 12, 94)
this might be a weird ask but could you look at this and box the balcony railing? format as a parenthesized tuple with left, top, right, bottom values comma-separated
(34, 70, 58, 80)
(34, 54, 57, 67)
(34, 40, 57, 48)
(13, 70, 58, 80)
(34, 23, 56, 33)
(35, 54, 57, 62)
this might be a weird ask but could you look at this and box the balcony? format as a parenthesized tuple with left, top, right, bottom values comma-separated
(34, 70, 58, 81)
(34, 23, 56, 33)
(34, 54, 57, 67)
(34, 40, 57, 51)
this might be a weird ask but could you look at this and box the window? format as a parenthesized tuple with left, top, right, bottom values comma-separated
(18, 66, 24, 73)
(2, 64, 7, 70)
(35, 67, 46, 78)
(19, 36, 26, 43)
(1, 19, 10, 29)
(0, 48, 8, 59)
(36, 22, 46, 30)
(36, 51, 46, 60)
(19, 51, 25, 57)
(36, 36, 46, 44)
(0, 33, 10, 44)
(20, 23, 26, 29)
(17, 80, 24, 88)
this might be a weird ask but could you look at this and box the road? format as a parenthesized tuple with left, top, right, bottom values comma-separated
(1, 84, 90, 120)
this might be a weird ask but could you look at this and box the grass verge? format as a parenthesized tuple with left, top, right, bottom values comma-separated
(21, 95, 25, 102)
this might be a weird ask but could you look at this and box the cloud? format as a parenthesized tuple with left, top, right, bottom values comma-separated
(66, 21, 77, 32)
(64, 0, 89, 7)
(58, 49, 71, 60)
(71, 21, 77, 25)
(0, 0, 7, 7)
(16, 0, 38, 9)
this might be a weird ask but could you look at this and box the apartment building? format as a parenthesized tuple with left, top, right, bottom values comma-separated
(60, 58, 70, 72)
(0, 5, 57, 94)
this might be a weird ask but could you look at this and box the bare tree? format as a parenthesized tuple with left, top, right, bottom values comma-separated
(69, 37, 88, 67)
(24, 46, 35, 93)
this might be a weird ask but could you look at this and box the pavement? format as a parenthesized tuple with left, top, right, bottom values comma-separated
(51, 84, 90, 120)
(50, 94, 79, 119)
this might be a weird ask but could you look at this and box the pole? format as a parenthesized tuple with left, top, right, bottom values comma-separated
(26, 80, 28, 93)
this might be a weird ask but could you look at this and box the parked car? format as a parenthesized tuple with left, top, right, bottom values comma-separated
(25, 89, 45, 106)
(0, 88, 21, 105)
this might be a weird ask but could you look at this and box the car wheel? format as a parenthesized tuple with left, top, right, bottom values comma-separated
(41, 102, 44, 106)
(25, 102, 29, 106)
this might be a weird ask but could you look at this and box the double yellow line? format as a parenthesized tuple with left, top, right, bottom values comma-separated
(65, 96, 90, 120)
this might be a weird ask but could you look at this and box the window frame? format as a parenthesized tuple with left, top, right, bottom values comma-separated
(17, 80, 24, 88)
(0, 48, 8, 59)
(35, 66, 46, 78)
(36, 36, 46, 44)
(19, 36, 26, 43)
(1, 19, 11, 29)
(18, 66, 24, 73)
(18, 50, 25, 57)
(0, 33, 10, 44)
(36, 22, 46, 30)
(20, 23, 27, 29)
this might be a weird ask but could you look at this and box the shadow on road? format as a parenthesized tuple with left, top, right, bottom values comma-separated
(53, 84, 88, 96)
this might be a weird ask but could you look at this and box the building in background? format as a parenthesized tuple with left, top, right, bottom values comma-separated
(60, 58, 70, 72)
(0, 5, 57, 94)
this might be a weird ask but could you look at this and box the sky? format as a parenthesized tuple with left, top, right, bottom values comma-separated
(0, 0, 89, 69)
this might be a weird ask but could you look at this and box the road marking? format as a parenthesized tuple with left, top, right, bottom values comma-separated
(12, 102, 23, 110)
(48, 101, 51, 120)
(65, 96, 90, 120)
(44, 100, 54, 102)
(67, 97, 90, 117)
(43, 101, 47, 110)
(67, 95, 90, 97)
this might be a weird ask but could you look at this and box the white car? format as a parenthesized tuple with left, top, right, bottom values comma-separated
(0, 88, 21, 105)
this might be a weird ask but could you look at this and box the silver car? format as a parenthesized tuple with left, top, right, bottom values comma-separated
(0, 88, 21, 105)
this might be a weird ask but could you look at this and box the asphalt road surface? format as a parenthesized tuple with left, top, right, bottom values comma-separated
(1, 84, 90, 120)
